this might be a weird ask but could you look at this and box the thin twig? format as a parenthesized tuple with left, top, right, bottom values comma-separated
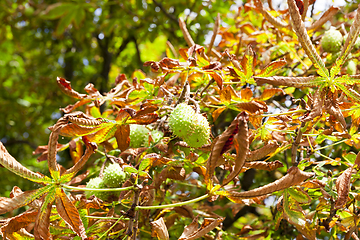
(207, 13, 221, 56)
(291, 122, 306, 165)
(166, 41, 178, 58)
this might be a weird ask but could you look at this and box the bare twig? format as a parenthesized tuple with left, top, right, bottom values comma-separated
(166, 41, 178, 58)
(291, 122, 306, 165)
(207, 13, 221, 56)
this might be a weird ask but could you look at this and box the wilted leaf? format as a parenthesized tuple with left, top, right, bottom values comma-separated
(212, 107, 226, 122)
(115, 125, 130, 152)
(218, 167, 313, 199)
(56, 77, 87, 99)
(150, 217, 169, 240)
(246, 141, 279, 161)
(257, 59, 287, 77)
(205, 112, 245, 186)
(155, 166, 186, 188)
(287, 187, 311, 204)
(179, 217, 224, 240)
(127, 113, 159, 125)
(244, 160, 283, 171)
(55, 188, 87, 239)
(221, 112, 249, 186)
(300, 88, 325, 123)
(236, 100, 267, 114)
(258, 88, 285, 101)
(0, 188, 45, 215)
(0, 142, 49, 183)
(209, 72, 223, 90)
(34, 195, 54, 240)
(69, 140, 83, 164)
(335, 167, 353, 209)
(0, 210, 38, 238)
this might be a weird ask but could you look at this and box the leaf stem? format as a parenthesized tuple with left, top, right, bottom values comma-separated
(314, 139, 347, 151)
(135, 193, 209, 210)
(84, 215, 130, 221)
(61, 184, 135, 192)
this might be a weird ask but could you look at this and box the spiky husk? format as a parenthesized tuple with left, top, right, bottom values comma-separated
(169, 103, 210, 148)
(130, 124, 150, 148)
(103, 163, 126, 188)
(321, 29, 343, 53)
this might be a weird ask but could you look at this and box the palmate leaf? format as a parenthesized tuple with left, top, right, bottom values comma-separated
(0, 142, 52, 184)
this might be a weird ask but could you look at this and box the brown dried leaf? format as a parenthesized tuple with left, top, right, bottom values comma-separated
(0, 210, 38, 238)
(236, 100, 268, 114)
(0, 142, 46, 183)
(155, 166, 186, 188)
(34, 201, 52, 240)
(136, 105, 159, 117)
(287, 0, 328, 77)
(33, 143, 65, 162)
(240, 87, 253, 101)
(300, 88, 324, 123)
(69, 140, 83, 164)
(209, 71, 223, 90)
(244, 160, 284, 171)
(258, 88, 285, 101)
(173, 206, 194, 219)
(219, 86, 232, 104)
(61, 140, 96, 179)
(254, 0, 288, 28)
(212, 107, 226, 122)
(205, 113, 244, 185)
(55, 188, 87, 239)
(246, 141, 279, 161)
(0, 189, 40, 215)
(56, 77, 87, 99)
(221, 166, 313, 198)
(307, 6, 340, 31)
(335, 167, 353, 209)
(222, 112, 249, 186)
(179, 217, 224, 240)
(115, 125, 130, 152)
(128, 113, 159, 125)
(150, 217, 169, 240)
(254, 76, 317, 87)
(340, 4, 360, 63)
(324, 94, 346, 131)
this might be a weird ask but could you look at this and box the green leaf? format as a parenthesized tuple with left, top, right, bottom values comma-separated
(41, 3, 75, 20)
(287, 187, 311, 204)
(283, 190, 306, 226)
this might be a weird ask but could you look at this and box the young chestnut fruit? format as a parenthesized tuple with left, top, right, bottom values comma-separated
(168, 103, 210, 148)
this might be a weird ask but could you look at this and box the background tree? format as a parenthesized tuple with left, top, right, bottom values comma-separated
(2, 0, 360, 239)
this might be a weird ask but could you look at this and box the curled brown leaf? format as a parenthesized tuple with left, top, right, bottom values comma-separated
(246, 141, 279, 162)
(221, 112, 249, 186)
(223, 166, 314, 198)
(244, 160, 284, 171)
(179, 216, 224, 240)
(56, 77, 87, 99)
(150, 217, 169, 240)
(335, 167, 353, 209)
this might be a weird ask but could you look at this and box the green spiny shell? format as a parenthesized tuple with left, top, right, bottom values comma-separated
(130, 124, 150, 148)
(103, 163, 126, 188)
(85, 177, 109, 200)
(321, 29, 343, 53)
(169, 103, 210, 148)
(347, 60, 357, 75)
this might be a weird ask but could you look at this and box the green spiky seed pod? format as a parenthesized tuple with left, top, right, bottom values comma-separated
(130, 124, 150, 148)
(85, 177, 109, 200)
(103, 163, 126, 188)
(321, 29, 343, 53)
(151, 129, 164, 143)
(169, 103, 210, 148)
(347, 60, 357, 75)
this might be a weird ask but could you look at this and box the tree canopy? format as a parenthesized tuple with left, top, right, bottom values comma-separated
(2, 0, 360, 239)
